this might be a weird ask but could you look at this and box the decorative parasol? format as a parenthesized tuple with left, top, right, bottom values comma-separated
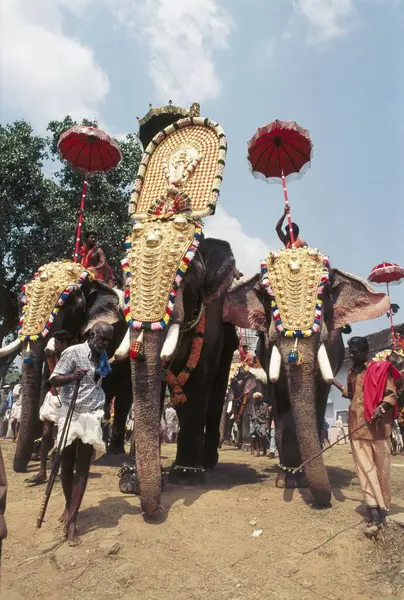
(247, 120, 312, 246)
(368, 260, 404, 348)
(57, 126, 122, 262)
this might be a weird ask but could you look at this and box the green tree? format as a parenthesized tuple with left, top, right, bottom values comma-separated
(0, 117, 141, 349)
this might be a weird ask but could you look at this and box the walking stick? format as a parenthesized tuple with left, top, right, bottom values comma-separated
(291, 420, 371, 475)
(36, 379, 81, 529)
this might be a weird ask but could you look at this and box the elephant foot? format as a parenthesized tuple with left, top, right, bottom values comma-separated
(203, 448, 219, 470)
(13, 458, 29, 473)
(275, 469, 308, 489)
(108, 437, 126, 455)
(168, 463, 206, 486)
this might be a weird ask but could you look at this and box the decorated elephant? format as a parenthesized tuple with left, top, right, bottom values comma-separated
(0, 261, 131, 472)
(220, 361, 269, 448)
(224, 248, 390, 505)
(115, 233, 239, 511)
(113, 107, 242, 516)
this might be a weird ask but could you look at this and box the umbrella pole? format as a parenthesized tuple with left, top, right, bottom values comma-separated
(73, 174, 88, 263)
(281, 170, 295, 246)
(386, 281, 397, 348)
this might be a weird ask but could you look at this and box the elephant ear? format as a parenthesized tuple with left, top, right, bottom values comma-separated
(82, 281, 122, 333)
(223, 274, 267, 331)
(199, 238, 237, 304)
(330, 268, 390, 329)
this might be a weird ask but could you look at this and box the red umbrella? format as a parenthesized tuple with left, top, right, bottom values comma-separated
(368, 261, 404, 348)
(247, 120, 312, 246)
(58, 126, 122, 262)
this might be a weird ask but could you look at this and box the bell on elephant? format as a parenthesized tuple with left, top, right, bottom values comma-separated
(23, 341, 33, 364)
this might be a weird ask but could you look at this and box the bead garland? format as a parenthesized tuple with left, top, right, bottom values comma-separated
(278, 463, 304, 475)
(166, 312, 206, 405)
(171, 464, 205, 474)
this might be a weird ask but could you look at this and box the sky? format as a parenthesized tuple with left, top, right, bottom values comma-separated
(1, 0, 403, 337)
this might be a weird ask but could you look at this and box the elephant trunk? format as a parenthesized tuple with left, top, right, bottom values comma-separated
(281, 341, 331, 505)
(131, 329, 164, 516)
(14, 339, 45, 472)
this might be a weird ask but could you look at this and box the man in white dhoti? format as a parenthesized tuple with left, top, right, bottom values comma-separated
(50, 322, 113, 546)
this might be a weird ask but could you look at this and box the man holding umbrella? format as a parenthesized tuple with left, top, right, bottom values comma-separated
(275, 207, 307, 249)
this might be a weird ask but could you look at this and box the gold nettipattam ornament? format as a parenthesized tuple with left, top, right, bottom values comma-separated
(260, 247, 330, 339)
(19, 261, 88, 340)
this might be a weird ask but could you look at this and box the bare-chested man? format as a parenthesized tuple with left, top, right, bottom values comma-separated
(80, 231, 113, 286)
(50, 322, 113, 546)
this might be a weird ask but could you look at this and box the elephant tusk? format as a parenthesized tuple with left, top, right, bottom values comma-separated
(226, 400, 233, 414)
(269, 345, 281, 383)
(160, 324, 180, 361)
(45, 337, 56, 352)
(114, 328, 130, 361)
(0, 338, 22, 357)
(318, 343, 334, 384)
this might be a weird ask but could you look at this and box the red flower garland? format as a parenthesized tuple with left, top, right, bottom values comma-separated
(166, 313, 206, 405)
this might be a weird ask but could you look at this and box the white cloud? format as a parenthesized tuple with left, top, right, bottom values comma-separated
(113, 0, 234, 105)
(204, 207, 270, 277)
(294, 0, 355, 43)
(0, 0, 109, 129)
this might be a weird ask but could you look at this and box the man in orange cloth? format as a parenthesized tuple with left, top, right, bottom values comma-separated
(275, 207, 307, 249)
(333, 337, 401, 535)
(80, 231, 113, 286)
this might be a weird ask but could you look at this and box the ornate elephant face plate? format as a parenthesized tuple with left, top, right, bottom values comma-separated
(122, 217, 202, 329)
(18, 261, 89, 340)
(261, 248, 330, 338)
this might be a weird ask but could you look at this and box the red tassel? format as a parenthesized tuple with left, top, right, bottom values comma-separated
(130, 331, 145, 361)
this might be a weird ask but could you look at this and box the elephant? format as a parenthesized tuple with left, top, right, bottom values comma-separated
(220, 362, 269, 449)
(0, 261, 132, 472)
(116, 236, 239, 516)
(223, 251, 390, 506)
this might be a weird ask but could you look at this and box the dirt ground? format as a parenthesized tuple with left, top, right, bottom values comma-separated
(1, 440, 403, 600)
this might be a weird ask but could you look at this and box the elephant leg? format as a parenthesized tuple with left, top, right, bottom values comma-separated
(14, 340, 45, 472)
(236, 420, 243, 449)
(109, 391, 132, 454)
(203, 330, 236, 469)
(25, 419, 54, 484)
(170, 396, 207, 485)
(275, 410, 308, 489)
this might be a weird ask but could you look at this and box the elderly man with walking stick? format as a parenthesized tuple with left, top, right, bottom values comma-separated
(46, 321, 113, 546)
